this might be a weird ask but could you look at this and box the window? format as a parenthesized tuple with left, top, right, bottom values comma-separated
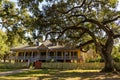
(57, 51, 62, 56)
(41, 52, 46, 56)
(71, 51, 74, 56)
(65, 52, 69, 56)
(33, 52, 38, 56)
(50, 51, 54, 56)
(74, 51, 78, 56)
(25, 52, 32, 56)
(18, 52, 24, 56)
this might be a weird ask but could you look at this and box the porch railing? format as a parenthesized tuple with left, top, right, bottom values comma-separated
(9, 56, 80, 61)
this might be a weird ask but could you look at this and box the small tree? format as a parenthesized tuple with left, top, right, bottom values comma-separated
(0, 30, 9, 62)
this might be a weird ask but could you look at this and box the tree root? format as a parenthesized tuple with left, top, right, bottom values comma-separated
(100, 66, 120, 74)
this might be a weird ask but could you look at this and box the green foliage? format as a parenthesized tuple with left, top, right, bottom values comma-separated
(0, 0, 32, 47)
(0, 62, 28, 69)
(0, 30, 9, 55)
(42, 62, 104, 70)
(17, 0, 120, 49)
(112, 46, 120, 62)
(88, 58, 104, 63)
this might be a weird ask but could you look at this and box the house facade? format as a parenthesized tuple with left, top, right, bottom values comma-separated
(10, 40, 83, 63)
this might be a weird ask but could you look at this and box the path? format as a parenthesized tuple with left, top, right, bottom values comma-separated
(0, 69, 30, 76)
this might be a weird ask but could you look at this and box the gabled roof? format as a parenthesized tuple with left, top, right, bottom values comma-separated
(11, 40, 79, 51)
(37, 44, 49, 50)
(11, 45, 38, 51)
(42, 40, 53, 47)
(48, 45, 77, 50)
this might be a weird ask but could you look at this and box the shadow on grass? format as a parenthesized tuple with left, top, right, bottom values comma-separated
(1, 69, 120, 80)
(38, 70, 120, 80)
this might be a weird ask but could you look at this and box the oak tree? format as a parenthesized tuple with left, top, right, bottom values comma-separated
(41, 0, 120, 72)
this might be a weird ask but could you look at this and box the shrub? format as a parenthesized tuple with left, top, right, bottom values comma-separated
(88, 58, 104, 63)
(113, 57, 120, 62)
(0, 62, 28, 69)
(41, 62, 104, 70)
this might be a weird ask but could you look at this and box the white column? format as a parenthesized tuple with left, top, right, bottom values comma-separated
(39, 51, 41, 58)
(69, 51, 71, 59)
(31, 51, 33, 58)
(45, 50, 49, 62)
(56, 51, 57, 62)
(24, 52, 26, 60)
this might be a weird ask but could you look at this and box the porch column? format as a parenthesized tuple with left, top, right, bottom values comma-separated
(15, 52, 18, 62)
(69, 51, 71, 59)
(24, 52, 26, 60)
(62, 51, 63, 59)
(39, 51, 41, 58)
(46, 50, 48, 62)
(55, 51, 57, 62)
(31, 51, 33, 58)
(64, 51, 66, 62)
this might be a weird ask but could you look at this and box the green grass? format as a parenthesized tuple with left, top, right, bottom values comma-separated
(0, 69, 120, 80)
(0, 62, 28, 72)
(0, 62, 120, 80)
(0, 62, 27, 69)
(0, 69, 17, 72)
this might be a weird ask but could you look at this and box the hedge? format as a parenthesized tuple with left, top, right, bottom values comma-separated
(41, 62, 104, 70)
(0, 62, 28, 69)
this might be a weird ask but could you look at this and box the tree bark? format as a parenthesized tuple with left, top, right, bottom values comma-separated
(3, 56, 6, 63)
(101, 50, 115, 72)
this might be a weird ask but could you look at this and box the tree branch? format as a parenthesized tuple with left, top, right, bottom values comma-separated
(69, 14, 111, 34)
(84, 18, 113, 35)
(113, 34, 120, 38)
(80, 48, 89, 52)
(57, 0, 86, 14)
(77, 39, 94, 48)
(68, 30, 86, 39)
(69, 14, 87, 20)
(69, 14, 113, 36)
(77, 40, 94, 52)
(102, 16, 120, 25)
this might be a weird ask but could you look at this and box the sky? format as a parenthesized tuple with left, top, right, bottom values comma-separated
(117, 0, 120, 11)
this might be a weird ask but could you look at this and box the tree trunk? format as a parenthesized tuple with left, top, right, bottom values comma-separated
(101, 50, 115, 72)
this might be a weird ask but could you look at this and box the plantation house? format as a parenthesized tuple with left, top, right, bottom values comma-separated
(10, 40, 83, 63)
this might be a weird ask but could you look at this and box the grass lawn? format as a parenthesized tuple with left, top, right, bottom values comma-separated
(0, 69, 17, 72)
(0, 69, 120, 80)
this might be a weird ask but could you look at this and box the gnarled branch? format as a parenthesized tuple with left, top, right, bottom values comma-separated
(69, 14, 111, 35)
(113, 34, 120, 38)
(77, 39, 94, 48)
(69, 14, 87, 21)
(68, 30, 86, 39)
(57, 0, 86, 14)
(102, 16, 120, 25)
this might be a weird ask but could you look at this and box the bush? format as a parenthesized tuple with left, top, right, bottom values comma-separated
(113, 57, 120, 62)
(0, 62, 28, 69)
(41, 62, 104, 70)
(88, 58, 104, 63)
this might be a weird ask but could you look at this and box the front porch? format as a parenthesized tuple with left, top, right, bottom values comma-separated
(10, 50, 82, 63)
